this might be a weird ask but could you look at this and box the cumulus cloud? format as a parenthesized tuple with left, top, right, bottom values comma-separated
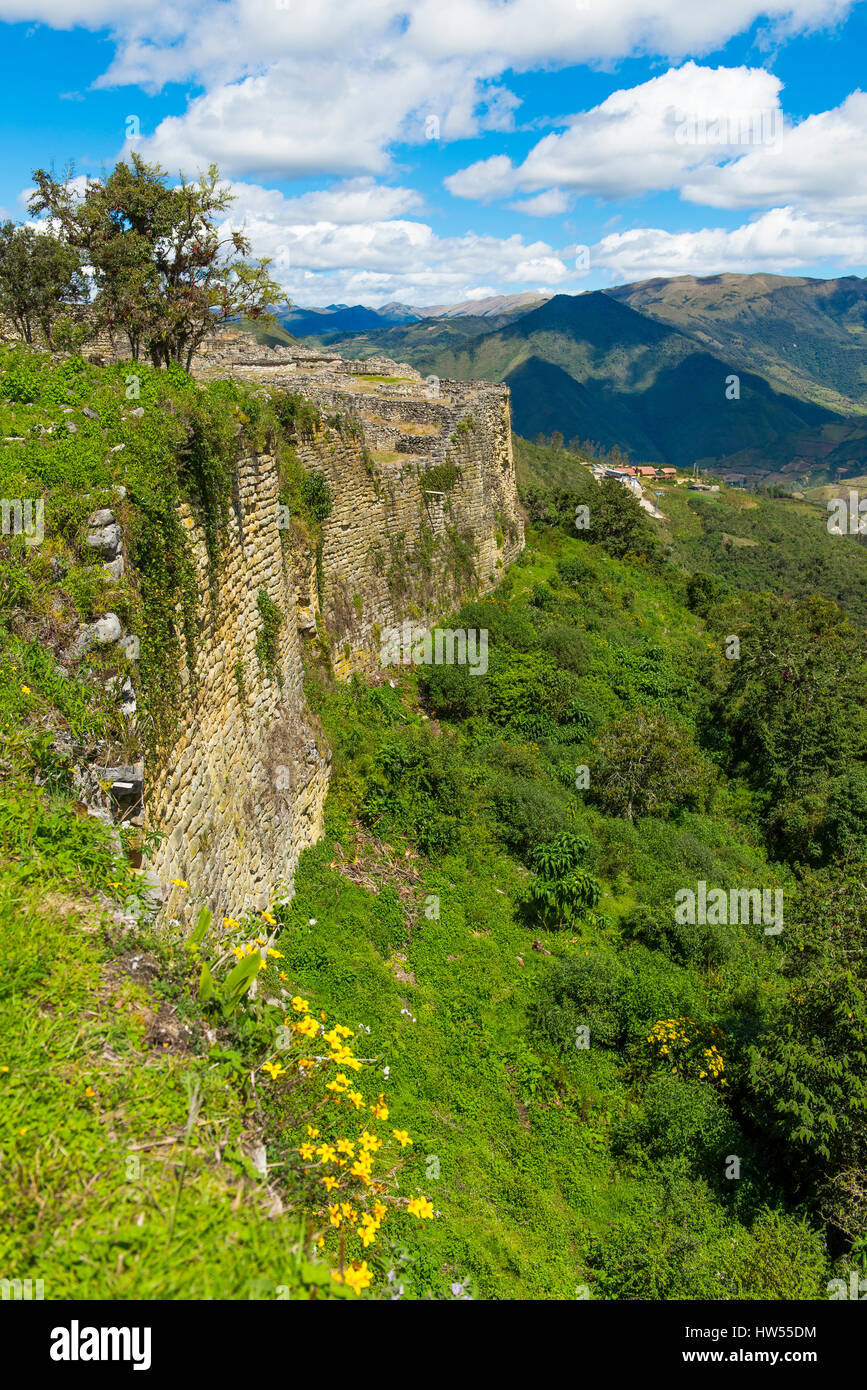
(682, 89, 867, 214)
(446, 63, 786, 203)
(592, 206, 867, 281)
(215, 179, 576, 304)
(0, 0, 855, 183)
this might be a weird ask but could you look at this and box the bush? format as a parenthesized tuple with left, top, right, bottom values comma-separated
(614, 1072, 738, 1179)
(489, 772, 570, 858)
(530, 944, 704, 1054)
(539, 623, 591, 675)
(422, 662, 490, 721)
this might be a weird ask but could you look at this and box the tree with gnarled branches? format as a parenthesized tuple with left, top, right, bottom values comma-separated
(28, 155, 287, 370)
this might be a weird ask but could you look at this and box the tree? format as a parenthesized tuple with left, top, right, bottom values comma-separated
(525, 831, 602, 928)
(28, 155, 286, 370)
(0, 221, 89, 349)
(721, 595, 867, 860)
(590, 711, 715, 821)
(591, 477, 660, 565)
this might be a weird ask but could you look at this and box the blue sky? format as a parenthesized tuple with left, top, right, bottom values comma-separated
(1, 0, 866, 306)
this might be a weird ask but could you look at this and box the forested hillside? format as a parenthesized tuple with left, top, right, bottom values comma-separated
(4, 354, 864, 1299)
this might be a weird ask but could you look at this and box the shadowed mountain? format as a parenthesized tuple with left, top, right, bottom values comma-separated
(608, 273, 867, 413)
(275, 278, 867, 482)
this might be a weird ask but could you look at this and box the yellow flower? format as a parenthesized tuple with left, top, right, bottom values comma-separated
(342, 1261, 372, 1296)
(261, 1060, 286, 1080)
(298, 1143, 316, 1161)
(357, 1223, 377, 1248)
(341, 1203, 358, 1221)
(20, 685, 30, 696)
(407, 1195, 434, 1220)
(360, 1130, 382, 1153)
(326, 1072, 350, 1093)
(350, 1159, 373, 1185)
(223, 916, 239, 929)
(337, 1138, 355, 1157)
(346, 1090, 365, 1110)
(267, 948, 284, 958)
(328, 1204, 342, 1226)
(291, 996, 311, 1013)
(371, 1100, 389, 1121)
(306, 1125, 320, 1139)
(335, 1025, 354, 1039)
(392, 1129, 412, 1147)
(279, 971, 287, 981)
(315, 1143, 338, 1164)
(84, 1085, 96, 1098)
(373, 1200, 387, 1223)
(321, 1175, 338, 1192)
(294, 1016, 319, 1039)
(170, 878, 188, 889)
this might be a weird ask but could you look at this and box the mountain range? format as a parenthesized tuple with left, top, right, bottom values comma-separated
(272, 274, 867, 484)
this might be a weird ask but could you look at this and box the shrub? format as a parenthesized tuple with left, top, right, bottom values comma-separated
(540, 623, 591, 675)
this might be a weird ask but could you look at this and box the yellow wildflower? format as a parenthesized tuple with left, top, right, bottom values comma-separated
(392, 1129, 412, 1147)
(261, 1060, 286, 1080)
(407, 1195, 434, 1220)
(342, 1261, 372, 1296)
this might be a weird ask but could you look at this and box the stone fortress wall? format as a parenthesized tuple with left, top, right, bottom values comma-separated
(192, 330, 524, 682)
(25, 325, 524, 915)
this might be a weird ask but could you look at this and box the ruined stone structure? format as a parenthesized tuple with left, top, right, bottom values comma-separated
(11, 324, 523, 915)
(193, 333, 524, 681)
(136, 331, 524, 913)
(146, 450, 331, 920)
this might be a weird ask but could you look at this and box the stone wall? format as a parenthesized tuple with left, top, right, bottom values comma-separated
(196, 351, 524, 680)
(146, 450, 330, 920)
(65, 327, 524, 914)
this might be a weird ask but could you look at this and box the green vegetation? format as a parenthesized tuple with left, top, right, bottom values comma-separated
(0, 221, 89, 351)
(276, 482, 865, 1297)
(254, 587, 284, 684)
(3, 346, 866, 1301)
(27, 155, 284, 369)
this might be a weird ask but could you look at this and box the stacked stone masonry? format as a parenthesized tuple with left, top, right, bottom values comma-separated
(147, 450, 331, 920)
(11, 324, 524, 915)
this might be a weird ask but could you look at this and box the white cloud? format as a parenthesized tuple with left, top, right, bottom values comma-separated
(215, 179, 576, 304)
(682, 89, 867, 214)
(592, 206, 867, 281)
(447, 63, 786, 202)
(508, 189, 572, 217)
(0, 0, 855, 184)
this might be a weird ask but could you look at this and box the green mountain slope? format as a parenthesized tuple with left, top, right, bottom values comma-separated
(309, 278, 867, 483)
(608, 272, 867, 414)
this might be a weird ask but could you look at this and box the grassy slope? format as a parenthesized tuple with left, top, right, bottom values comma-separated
(514, 435, 867, 626)
(0, 349, 856, 1301)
